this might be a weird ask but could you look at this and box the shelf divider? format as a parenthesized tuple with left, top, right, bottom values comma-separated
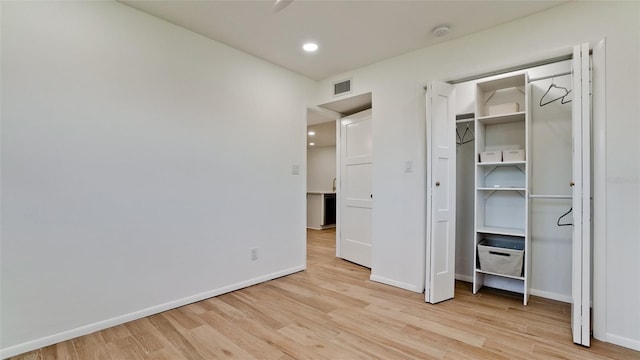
(476, 111, 525, 125)
(475, 269, 525, 281)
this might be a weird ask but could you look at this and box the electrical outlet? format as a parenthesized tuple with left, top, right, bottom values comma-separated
(250, 248, 258, 261)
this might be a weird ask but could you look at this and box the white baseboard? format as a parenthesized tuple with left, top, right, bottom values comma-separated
(306, 224, 336, 230)
(0, 265, 306, 359)
(455, 272, 572, 304)
(529, 288, 572, 303)
(606, 333, 640, 351)
(370, 275, 422, 293)
(455, 274, 473, 283)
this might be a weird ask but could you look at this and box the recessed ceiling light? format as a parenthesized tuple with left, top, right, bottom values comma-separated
(272, 0, 293, 13)
(432, 25, 450, 38)
(303, 43, 318, 52)
(309, 142, 315, 146)
(308, 131, 315, 136)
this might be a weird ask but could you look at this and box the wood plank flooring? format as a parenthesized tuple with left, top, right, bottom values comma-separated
(9, 228, 639, 359)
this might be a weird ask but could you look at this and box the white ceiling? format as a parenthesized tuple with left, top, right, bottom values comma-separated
(307, 108, 337, 126)
(120, 0, 565, 81)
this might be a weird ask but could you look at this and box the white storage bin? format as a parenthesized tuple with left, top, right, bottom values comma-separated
(503, 149, 525, 162)
(480, 151, 502, 163)
(477, 238, 524, 277)
(487, 102, 520, 116)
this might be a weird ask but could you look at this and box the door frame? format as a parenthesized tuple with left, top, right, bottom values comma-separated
(336, 117, 342, 258)
(591, 38, 606, 344)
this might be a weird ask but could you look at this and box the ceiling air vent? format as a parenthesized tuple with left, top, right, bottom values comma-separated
(333, 79, 352, 96)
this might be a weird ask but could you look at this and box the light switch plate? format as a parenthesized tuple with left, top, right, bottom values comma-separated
(404, 160, 413, 173)
(291, 164, 300, 175)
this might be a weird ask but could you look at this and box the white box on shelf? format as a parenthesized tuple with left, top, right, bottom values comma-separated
(480, 151, 502, 163)
(487, 102, 519, 116)
(503, 149, 525, 162)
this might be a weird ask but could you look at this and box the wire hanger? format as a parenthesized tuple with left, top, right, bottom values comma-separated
(484, 87, 525, 104)
(540, 80, 572, 106)
(456, 123, 474, 146)
(557, 207, 573, 226)
(462, 123, 474, 144)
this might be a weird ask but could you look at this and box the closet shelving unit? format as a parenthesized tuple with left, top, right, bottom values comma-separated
(472, 73, 531, 305)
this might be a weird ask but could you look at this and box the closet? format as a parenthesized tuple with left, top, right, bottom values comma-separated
(451, 67, 573, 304)
(425, 42, 596, 346)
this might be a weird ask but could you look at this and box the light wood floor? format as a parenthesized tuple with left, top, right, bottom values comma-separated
(10, 228, 639, 359)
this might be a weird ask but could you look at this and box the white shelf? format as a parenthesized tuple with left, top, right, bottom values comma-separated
(477, 187, 526, 191)
(476, 111, 525, 125)
(473, 72, 529, 304)
(477, 161, 526, 166)
(476, 73, 527, 92)
(476, 226, 525, 237)
(475, 269, 525, 281)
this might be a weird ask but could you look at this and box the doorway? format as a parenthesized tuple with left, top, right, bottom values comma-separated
(306, 92, 373, 269)
(306, 114, 337, 232)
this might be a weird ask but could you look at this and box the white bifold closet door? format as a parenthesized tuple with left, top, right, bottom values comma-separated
(571, 42, 592, 347)
(425, 81, 456, 304)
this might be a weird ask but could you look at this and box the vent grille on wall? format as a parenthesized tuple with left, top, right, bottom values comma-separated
(333, 79, 351, 96)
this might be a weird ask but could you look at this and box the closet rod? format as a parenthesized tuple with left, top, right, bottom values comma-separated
(446, 54, 573, 85)
(528, 71, 572, 83)
(529, 194, 572, 199)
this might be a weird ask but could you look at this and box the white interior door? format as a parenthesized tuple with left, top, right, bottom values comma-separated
(425, 81, 456, 304)
(339, 109, 373, 268)
(571, 42, 591, 347)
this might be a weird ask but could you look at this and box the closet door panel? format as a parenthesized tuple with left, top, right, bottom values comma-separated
(571, 42, 591, 348)
(425, 81, 456, 304)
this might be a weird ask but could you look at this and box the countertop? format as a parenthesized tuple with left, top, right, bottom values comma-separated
(307, 191, 336, 195)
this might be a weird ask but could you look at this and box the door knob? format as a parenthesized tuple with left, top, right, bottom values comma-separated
(570, 181, 575, 187)
(435, 181, 441, 187)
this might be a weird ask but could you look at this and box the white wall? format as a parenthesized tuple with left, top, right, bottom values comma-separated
(316, 1, 640, 349)
(307, 146, 337, 192)
(0, 1, 314, 357)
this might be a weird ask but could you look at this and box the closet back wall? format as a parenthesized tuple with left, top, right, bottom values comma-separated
(529, 68, 573, 300)
(1, 1, 314, 355)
